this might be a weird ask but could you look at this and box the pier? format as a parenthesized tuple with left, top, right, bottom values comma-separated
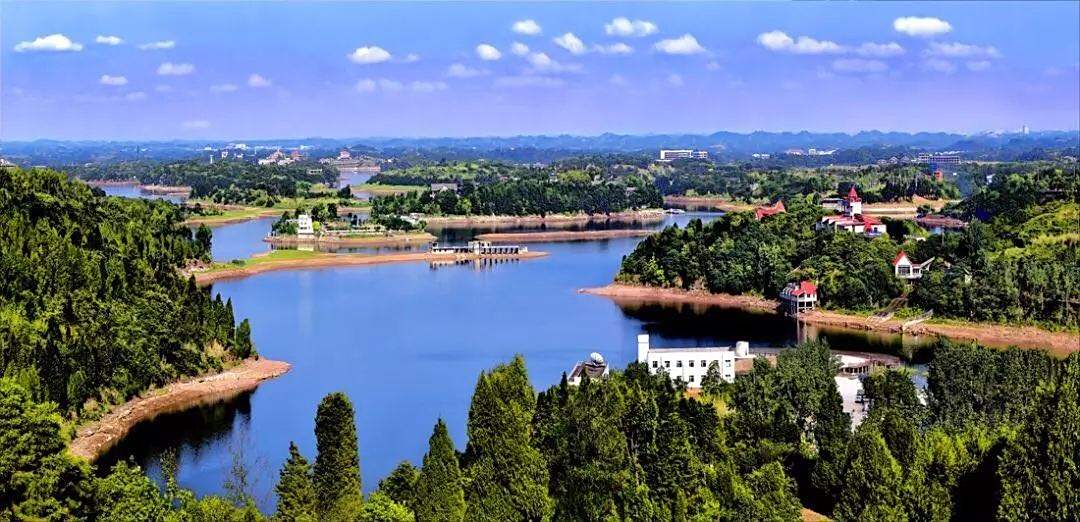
(429, 240, 528, 255)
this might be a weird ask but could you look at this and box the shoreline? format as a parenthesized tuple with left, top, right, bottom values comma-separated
(663, 195, 751, 212)
(194, 250, 548, 285)
(70, 357, 291, 462)
(476, 229, 655, 243)
(580, 283, 1078, 357)
(421, 209, 665, 226)
(264, 232, 435, 247)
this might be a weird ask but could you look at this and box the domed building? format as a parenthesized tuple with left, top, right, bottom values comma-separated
(567, 352, 610, 386)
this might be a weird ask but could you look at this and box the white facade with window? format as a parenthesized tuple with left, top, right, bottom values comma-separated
(296, 214, 314, 237)
(636, 335, 736, 387)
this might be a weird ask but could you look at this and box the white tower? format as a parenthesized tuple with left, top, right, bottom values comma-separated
(636, 334, 650, 363)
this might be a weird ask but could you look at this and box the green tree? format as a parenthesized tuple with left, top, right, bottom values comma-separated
(275, 442, 317, 521)
(378, 461, 420, 510)
(195, 224, 213, 258)
(313, 392, 363, 519)
(463, 356, 553, 521)
(233, 318, 255, 359)
(835, 427, 907, 521)
(415, 419, 466, 522)
(359, 492, 415, 522)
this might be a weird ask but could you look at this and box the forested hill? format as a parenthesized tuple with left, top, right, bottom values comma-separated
(0, 167, 253, 415)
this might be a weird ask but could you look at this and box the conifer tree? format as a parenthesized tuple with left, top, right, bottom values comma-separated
(835, 427, 906, 521)
(415, 419, 465, 522)
(463, 356, 552, 520)
(313, 392, 363, 519)
(233, 318, 254, 359)
(275, 442, 317, 521)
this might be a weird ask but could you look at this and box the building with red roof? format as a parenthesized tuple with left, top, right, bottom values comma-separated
(816, 186, 886, 236)
(892, 251, 934, 279)
(754, 200, 786, 220)
(780, 280, 818, 315)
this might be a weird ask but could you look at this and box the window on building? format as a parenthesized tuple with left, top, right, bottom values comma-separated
(726, 360, 732, 367)
(689, 360, 695, 368)
(676, 360, 682, 368)
(652, 361, 658, 368)
(664, 361, 670, 368)
(689, 375, 695, 382)
(701, 359, 707, 367)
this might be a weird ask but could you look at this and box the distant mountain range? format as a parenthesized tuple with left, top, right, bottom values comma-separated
(2, 130, 1076, 165)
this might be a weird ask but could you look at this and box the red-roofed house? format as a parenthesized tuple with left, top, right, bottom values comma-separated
(780, 280, 818, 315)
(754, 200, 786, 220)
(892, 251, 933, 279)
(816, 186, 886, 236)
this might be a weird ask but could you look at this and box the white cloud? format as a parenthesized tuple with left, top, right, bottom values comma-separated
(832, 58, 888, 73)
(410, 81, 447, 93)
(14, 34, 83, 52)
(447, 63, 487, 78)
(138, 40, 175, 51)
(894, 17, 953, 37)
(654, 34, 705, 55)
(348, 46, 392, 64)
(706, 61, 721, 71)
(604, 17, 658, 37)
(511, 42, 530, 56)
(476, 43, 502, 61)
(182, 120, 211, 129)
(125, 91, 147, 101)
(525, 52, 581, 74)
(402, 53, 421, 63)
(967, 60, 992, 72)
(923, 58, 956, 73)
(99, 74, 128, 86)
(756, 31, 842, 54)
(355, 78, 405, 93)
(554, 33, 587, 55)
(157, 62, 195, 76)
(855, 42, 905, 57)
(494, 76, 566, 88)
(247, 74, 272, 88)
(154, 85, 173, 93)
(210, 83, 238, 93)
(609, 74, 627, 86)
(512, 19, 542, 36)
(96, 35, 123, 46)
(666, 73, 684, 87)
(594, 42, 633, 55)
(925, 42, 1001, 59)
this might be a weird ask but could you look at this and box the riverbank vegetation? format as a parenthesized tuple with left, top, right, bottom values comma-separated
(618, 164, 1079, 329)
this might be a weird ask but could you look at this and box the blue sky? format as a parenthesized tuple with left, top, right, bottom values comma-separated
(2, 1, 1078, 140)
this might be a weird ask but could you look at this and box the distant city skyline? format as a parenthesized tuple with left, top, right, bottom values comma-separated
(2, 1, 1078, 140)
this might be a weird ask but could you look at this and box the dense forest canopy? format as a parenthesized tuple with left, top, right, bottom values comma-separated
(0, 168, 252, 415)
(619, 164, 1079, 327)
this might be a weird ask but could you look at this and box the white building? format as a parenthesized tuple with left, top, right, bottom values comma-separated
(636, 334, 738, 387)
(816, 186, 886, 236)
(296, 214, 314, 237)
(567, 352, 610, 386)
(658, 149, 709, 161)
(891, 251, 933, 279)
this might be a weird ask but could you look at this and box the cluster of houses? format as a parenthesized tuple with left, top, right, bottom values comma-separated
(258, 149, 303, 166)
(745, 185, 968, 317)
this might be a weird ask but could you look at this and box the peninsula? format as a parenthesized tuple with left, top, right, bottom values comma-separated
(475, 229, 655, 242)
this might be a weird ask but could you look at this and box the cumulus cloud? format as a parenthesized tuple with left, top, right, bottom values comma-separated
(138, 40, 175, 51)
(348, 46, 392, 64)
(402, 53, 421, 63)
(511, 42, 530, 56)
(182, 120, 211, 129)
(494, 76, 566, 88)
(247, 74, 272, 88)
(654, 34, 705, 55)
(410, 81, 447, 93)
(210, 83, 238, 93)
(125, 91, 147, 101)
(554, 33, 587, 55)
(594, 42, 633, 55)
(476, 43, 502, 61)
(923, 58, 956, 73)
(604, 17, 658, 37)
(525, 52, 581, 74)
(832, 58, 888, 73)
(96, 35, 123, 46)
(925, 42, 1001, 59)
(99, 74, 128, 86)
(855, 42, 905, 57)
(666, 73, 684, 87)
(447, 63, 487, 78)
(14, 34, 83, 52)
(512, 19, 542, 36)
(756, 31, 842, 54)
(355, 78, 406, 93)
(893, 17, 953, 37)
(157, 62, 195, 76)
(967, 60, 992, 72)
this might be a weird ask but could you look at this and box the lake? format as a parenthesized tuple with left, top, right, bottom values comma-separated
(98, 210, 932, 512)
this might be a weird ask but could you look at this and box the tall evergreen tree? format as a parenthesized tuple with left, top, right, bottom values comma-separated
(835, 427, 907, 521)
(313, 392, 363, 519)
(463, 356, 552, 520)
(275, 442, 317, 522)
(415, 419, 466, 522)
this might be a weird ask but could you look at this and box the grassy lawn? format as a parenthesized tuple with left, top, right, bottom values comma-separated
(352, 183, 424, 196)
(183, 206, 277, 225)
(203, 249, 324, 273)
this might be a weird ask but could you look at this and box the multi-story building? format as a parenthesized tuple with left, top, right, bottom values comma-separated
(658, 149, 709, 161)
(636, 334, 739, 387)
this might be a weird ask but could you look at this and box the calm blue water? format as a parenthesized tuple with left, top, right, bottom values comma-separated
(99, 183, 186, 204)
(207, 217, 274, 262)
(97, 211, 928, 512)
